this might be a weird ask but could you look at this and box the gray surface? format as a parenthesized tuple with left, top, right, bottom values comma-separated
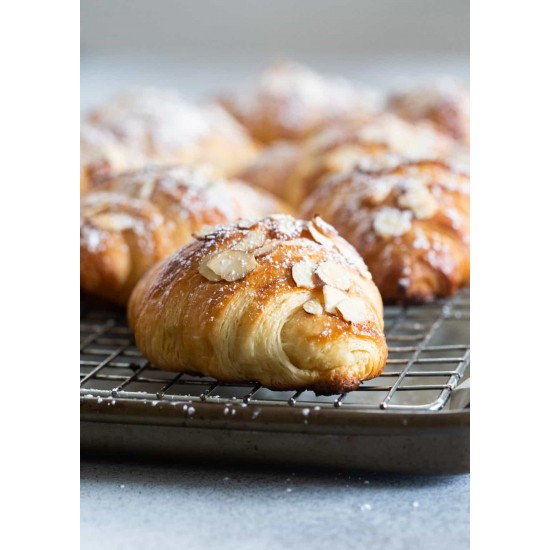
(81, 458, 469, 550)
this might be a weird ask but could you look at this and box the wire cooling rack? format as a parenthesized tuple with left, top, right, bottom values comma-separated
(80, 288, 470, 412)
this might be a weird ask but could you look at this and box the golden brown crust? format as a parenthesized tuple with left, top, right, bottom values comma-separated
(128, 215, 387, 394)
(81, 89, 258, 191)
(218, 61, 380, 144)
(301, 160, 469, 303)
(80, 166, 291, 305)
(237, 141, 303, 201)
(239, 114, 463, 208)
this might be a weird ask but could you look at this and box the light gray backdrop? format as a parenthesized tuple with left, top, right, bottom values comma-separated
(80, 0, 469, 110)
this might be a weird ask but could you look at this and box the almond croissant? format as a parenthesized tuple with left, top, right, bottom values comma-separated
(218, 61, 380, 144)
(388, 79, 470, 146)
(81, 88, 258, 193)
(80, 165, 290, 305)
(238, 114, 462, 207)
(301, 160, 470, 303)
(128, 214, 387, 394)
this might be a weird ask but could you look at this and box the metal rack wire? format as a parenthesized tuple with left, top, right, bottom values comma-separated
(80, 288, 470, 412)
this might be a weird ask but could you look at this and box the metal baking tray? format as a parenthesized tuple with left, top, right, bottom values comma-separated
(81, 288, 470, 473)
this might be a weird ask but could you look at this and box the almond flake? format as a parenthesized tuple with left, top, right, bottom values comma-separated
(397, 183, 437, 219)
(303, 299, 323, 315)
(292, 260, 317, 289)
(332, 240, 373, 280)
(316, 261, 351, 290)
(323, 285, 348, 314)
(193, 225, 221, 239)
(237, 217, 261, 229)
(312, 215, 338, 236)
(206, 250, 257, 282)
(232, 230, 266, 252)
(336, 297, 372, 324)
(373, 207, 412, 238)
(307, 221, 332, 246)
(198, 257, 223, 282)
(254, 241, 278, 257)
(92, 213, 135, 232)
(138, 176, 158, 200)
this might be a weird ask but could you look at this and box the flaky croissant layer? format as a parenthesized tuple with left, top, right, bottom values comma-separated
(301, 160, 470, 303)
(129, 215, 388, 394)
(80, 165, 290, 305)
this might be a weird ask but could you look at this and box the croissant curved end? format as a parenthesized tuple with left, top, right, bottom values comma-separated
(128, 214, 388, 394)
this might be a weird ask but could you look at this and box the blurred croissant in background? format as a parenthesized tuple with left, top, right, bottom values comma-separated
(80, 165, 290, 304)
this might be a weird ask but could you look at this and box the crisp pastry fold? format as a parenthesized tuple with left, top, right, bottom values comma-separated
(80, 165, 290, 305)
(128, 215, 387, 394)
(81, 88, 258, 193)
(301, 160, 470, 303)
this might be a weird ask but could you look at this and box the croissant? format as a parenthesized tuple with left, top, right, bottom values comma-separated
(128, 214, 387, 394)
(237, 141, 303, 200)
(388, 80, 470, 146)
(301, 160, 470, 303)
(239, 113, 459, 207)
(81, 165, 290, 305)
(218, 61, 380, 144)
(81, 88, 258, 192)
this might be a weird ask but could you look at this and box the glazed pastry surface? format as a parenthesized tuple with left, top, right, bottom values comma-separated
(301, 160, 470, 302)
(80, 166, 289, 304)
(129, 215, 387, 394)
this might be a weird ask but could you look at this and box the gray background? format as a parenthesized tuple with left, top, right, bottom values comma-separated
(80, 2, 469, 548)
(80, 0, 469, 110)
(81, 0, 469, 59)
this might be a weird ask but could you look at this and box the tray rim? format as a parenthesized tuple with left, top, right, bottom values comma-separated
(81, 395, 469, 435)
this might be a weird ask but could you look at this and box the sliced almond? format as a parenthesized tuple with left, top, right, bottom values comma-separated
(292, 259, 318, 289)
(312, 215, 338, 236)
(336, 297, 372, 324)
(92, 212, 135, 232)
(332, 240, 373, 280)
(193, 225, 221, 239)
(373, 207, 412, 238)
(255, 240, 278, 257)
(237, 217, 261, 229)
(397, 184, 437, 219)
(316, 260, 351, 291)
(232, 229, 266, 252)
(307, 221, 332, 246)
(322, 285, 348, 314)
(198, 256, 223, 282)
(138, 176, 157, 200)
(303, 299, 323, 315)
(206, 250, 257, 282)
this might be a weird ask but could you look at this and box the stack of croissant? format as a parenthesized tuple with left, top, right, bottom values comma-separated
(81, 61, 470, 394)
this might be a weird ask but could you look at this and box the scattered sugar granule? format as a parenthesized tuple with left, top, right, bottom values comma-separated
(360, 503, 372, 511)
